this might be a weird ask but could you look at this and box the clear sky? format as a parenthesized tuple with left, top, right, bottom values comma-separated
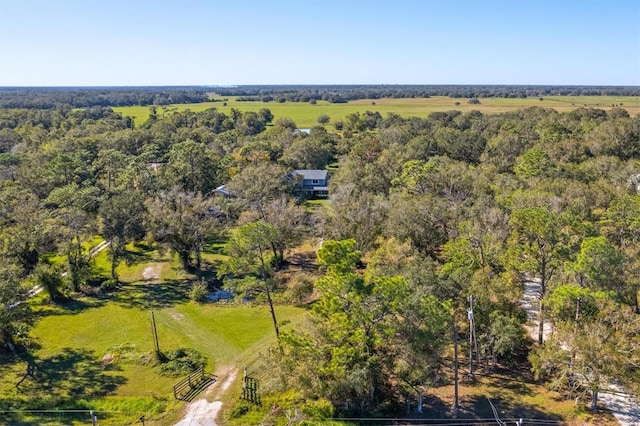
(1, 0, 639, 86)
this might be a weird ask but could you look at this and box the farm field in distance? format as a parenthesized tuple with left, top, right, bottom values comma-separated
(113, 95, 640, 129)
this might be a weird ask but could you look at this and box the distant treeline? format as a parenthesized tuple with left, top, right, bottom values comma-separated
(220, 84, 640, 103)
(0, 87, 209, 109)
(1, 85, 638, 109)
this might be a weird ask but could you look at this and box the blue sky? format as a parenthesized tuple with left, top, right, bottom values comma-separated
(1, 0, 638, 86)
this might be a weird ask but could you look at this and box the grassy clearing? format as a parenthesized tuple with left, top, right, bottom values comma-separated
(304, 198, 329, 214)
(0, 243, 306, 425)
(43, 236, 105, 267)
(113, 95, 640, 129)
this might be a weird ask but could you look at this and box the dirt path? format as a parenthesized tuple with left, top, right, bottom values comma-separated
(88, 240, 110, 257)
(520, 278, 552, 342)
(173, 367, 238, 426)
(521, 280, 639, 425)
(599, 384, 640, 425)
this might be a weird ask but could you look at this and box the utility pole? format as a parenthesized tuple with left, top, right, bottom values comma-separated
(452, 322, 460, 417)
(151, 311, 161, 359)
(468, 295, 479, 376)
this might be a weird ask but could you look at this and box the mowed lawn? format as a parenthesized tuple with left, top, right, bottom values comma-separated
(113, 95, 640, 129)
(29, 300, 302, 396)
(0, 249, 306, 425)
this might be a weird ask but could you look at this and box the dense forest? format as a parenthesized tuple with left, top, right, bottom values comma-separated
(0, 87, 210, 109)
(1, 90, 640, 422)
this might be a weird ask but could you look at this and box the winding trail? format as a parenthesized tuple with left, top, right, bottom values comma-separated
(521, 280, 640, 425)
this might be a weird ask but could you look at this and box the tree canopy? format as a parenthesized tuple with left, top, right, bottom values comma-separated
(2, 93, 640, 418)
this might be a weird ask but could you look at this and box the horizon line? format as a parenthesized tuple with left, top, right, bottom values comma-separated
(1, 83, 639, 89)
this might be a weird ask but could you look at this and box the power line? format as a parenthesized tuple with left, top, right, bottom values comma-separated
(487, 397, 507, 426)
(320, 418, 562, 425)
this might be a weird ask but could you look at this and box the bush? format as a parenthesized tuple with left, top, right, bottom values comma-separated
(100, 279, 119, 292)
(301, 398, 334, 419)
(317, 114, 330, 125)
(189, 281, 208, 303)
(34, 263, 65, 303)
(228, 401, 252, 418)
(284, 274, 314, 305)
(158, 348, 207, 377)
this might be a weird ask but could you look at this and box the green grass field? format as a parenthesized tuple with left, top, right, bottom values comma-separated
(113, 95, 640, 129)
(0, 246, 306, 425)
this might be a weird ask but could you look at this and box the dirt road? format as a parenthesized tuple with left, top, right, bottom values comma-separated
(173, 367, 238, 426)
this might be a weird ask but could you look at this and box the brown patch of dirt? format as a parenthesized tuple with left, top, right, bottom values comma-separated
(101, 353, 116, 365)
(142, 264, 162, 281)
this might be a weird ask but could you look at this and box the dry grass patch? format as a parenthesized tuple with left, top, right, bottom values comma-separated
(426, 367, 619, 425)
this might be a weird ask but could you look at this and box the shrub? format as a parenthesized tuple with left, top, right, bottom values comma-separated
(301, 398, 334, 419)
(284, 274, 314, 305)
(189, 281, 208, 303)
(100, 279, 119, 292)
(34, 263, 65, 303)
(228, 401, 252, 418)
(317, 114, 330, 125)
(158, 348, 207, 377)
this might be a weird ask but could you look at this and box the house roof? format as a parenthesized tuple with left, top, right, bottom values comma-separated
(292, 169, 328, 180)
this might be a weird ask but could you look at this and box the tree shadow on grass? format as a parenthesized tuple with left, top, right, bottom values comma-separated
(476, 367, 535, 397)
(420, 393, 453, 418)
(14, 348, 126, 398)
(0, 415, 36, 426)
(203, 238, 227, 255)
(104, 279, 191, 310)
(122, 245, 155, 267)
(463, 394, 564, 423)
(285, 251, 318, 271)
(32, 298, 106, 319)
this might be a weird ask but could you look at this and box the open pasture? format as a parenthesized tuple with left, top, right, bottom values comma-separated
(113, 95, 640, 129)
